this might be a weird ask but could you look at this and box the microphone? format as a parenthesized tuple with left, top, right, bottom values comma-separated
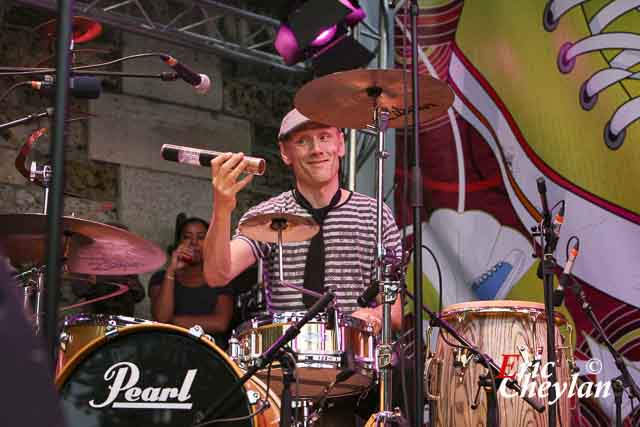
(29, 76, 101, 99)
(553, 241, 579, 307)
(161, 55, 211, 94)
(160, 144, 266, 176)
(536, 177, 551, 225)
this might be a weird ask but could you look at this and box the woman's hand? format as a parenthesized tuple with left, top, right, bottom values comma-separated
(168, 242, 195, 274)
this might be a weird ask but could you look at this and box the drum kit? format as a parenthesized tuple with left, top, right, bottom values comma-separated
(0, 66, 575, 427)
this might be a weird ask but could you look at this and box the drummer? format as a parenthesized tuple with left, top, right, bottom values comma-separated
(203, 108, 402, 332)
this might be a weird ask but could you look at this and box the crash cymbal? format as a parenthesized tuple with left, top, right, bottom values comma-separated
(239, 212, 319, 244)
(294, 68, 454, 129)
(0, 214, 166, 276)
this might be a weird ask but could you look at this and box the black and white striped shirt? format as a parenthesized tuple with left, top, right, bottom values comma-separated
(233, 190, 402, 313)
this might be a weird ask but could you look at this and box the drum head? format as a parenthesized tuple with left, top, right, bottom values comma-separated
(58, 324, 255, 427)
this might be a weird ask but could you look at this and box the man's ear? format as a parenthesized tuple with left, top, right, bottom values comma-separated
(337, 129, 346, 158)
(279, 141, 292, 166)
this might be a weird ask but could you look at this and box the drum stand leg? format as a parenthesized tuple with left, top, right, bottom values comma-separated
(278, 349, 297, 427)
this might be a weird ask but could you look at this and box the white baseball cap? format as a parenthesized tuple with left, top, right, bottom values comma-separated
(278, 108, 313, 141)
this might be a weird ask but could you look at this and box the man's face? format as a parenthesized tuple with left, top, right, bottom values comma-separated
(279, 125, 345, 188)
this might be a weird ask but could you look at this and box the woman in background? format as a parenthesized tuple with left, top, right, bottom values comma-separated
(149, 214, 234, 348)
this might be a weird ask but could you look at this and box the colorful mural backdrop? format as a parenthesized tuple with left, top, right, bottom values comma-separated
(393, 1, 640, 425)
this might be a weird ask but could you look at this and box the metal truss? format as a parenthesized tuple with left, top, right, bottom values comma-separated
(12, 0, 308, 73)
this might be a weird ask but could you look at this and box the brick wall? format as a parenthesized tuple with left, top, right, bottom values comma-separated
(0, 5, 300, 318)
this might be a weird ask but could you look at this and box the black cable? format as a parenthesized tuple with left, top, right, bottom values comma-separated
(565, 235, 580, 260)
(0, 81, 30, 104)
(0, 52, 169, 76)
(194, 400, 270, 426)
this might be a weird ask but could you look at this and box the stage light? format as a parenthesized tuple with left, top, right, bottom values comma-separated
(275, 0, 373, 75)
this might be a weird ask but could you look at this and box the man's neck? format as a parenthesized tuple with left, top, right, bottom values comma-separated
(296, 180, 341, 209)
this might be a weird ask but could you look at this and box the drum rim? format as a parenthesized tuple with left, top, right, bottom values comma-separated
(235, 313, 374, 334)
(439, 299, 567, 322)
(55, 323, 238, 386)
(61, 312, 148, 327)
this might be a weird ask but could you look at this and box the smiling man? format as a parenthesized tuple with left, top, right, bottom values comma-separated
(204, 108, 402, 328)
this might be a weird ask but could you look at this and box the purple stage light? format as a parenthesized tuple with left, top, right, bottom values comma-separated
(310, 26, 337, 47)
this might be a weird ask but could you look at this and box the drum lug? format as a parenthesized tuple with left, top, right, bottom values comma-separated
(59, 331, 69, 352)
(377, 344, 393, 369)
(247, 390, 260, 405)
(453, 347, 473, 380)
(189, 325, 205, 339)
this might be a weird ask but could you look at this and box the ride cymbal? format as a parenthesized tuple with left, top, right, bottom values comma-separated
(294, 68, 454, 129)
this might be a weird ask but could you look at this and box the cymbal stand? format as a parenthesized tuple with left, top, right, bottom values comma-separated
(29, 161, 53, 335)
(368, 94, 406, 426)
(270, 217, 325, 301)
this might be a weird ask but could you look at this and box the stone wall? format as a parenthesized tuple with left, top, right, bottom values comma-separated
(0, 5, 299, 318)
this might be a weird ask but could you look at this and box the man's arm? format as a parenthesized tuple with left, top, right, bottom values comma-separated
(203, 152, 255, 287)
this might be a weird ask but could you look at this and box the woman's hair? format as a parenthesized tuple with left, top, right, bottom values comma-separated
(167, 213, 209, 254)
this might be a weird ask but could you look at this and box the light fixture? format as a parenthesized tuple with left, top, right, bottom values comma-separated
(274, 0, 372, 75)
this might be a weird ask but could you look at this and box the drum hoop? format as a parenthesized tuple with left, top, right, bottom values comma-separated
(55, 323, 240, 386)
(441, 307, 567, 324)
(61, 313, 147, 327)
(236, 314, 374, 334)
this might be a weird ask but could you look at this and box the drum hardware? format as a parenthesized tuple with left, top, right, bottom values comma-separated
(188, 324, 206, 338)
(423, 356, 442, 401)
(292, 399, 316, 427)
(533, 177, 566, 427)
(239, 212, 325, 303)
(452, 347, 473, 380)
(199, 292, 335, 427)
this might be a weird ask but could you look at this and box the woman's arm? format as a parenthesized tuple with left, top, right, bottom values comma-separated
(149, 272, 176, 323)
(171, 294, 234, 334)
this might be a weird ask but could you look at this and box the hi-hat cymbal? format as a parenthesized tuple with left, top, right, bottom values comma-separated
(294, 68, 454, 129)
(0, 214, 166, 276)
(239, 212, 319, 244)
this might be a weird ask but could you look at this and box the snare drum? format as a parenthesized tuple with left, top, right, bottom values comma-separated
(232, 311, 376, 398)
(57, 313, 147, 374)
(425, 300, 572, 427)
(57, 323, 280, 427)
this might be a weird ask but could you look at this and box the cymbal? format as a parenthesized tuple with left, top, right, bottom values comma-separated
(239, 212, 319, 244)
(294, 68, 454, 129)
(0, 214, 166, 276)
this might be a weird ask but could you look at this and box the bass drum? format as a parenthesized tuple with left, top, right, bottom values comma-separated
(57, 323, 280, 427)
(57, 313, 148, 374)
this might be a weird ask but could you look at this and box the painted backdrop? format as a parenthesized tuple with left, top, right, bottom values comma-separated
(393, 1, 640, 425)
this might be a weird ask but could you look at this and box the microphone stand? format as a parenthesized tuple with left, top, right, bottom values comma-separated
(196, 290, 336, 427)
(409, 2, 425, 425)
(569, 278, 640, 427)
(471, 374, 498, 427)
(535, 177, 559, 427)
(0, 109, 54, 131)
